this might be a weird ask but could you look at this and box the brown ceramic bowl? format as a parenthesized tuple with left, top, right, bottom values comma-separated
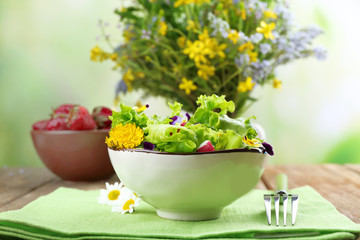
(31, 129, 115, 181)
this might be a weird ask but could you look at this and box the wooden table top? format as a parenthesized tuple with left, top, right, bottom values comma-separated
(1, 164, 360, 225)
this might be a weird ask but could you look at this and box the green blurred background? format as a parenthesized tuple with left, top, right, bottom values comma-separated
(0, 0, 359, 167)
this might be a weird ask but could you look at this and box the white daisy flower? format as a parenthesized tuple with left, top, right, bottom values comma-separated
(111, 192, 141, 214)
(98, 182, 124, 206)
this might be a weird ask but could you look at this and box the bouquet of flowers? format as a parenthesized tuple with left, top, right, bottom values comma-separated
(91, 0, 326, 117)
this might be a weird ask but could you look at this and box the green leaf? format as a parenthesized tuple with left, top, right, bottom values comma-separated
(110, 103, 148, 128)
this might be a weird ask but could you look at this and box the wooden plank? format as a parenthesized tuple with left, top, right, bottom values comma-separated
(0, 168, 56, 208)
(0, 174, 118, 213)
(262, 164, 360, 224)
(345, 164, 360, 175)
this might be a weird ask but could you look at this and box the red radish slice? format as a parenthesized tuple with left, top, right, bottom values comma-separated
(196, 140, 215, 152)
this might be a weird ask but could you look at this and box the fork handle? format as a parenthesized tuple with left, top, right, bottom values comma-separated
(275, 173, 288, 194)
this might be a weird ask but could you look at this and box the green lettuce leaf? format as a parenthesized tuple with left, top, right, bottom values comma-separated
(215, 130, 245, 150)
(144, 124, 197, 153)
(190, 94, 235, 130)
(110, 103, 148, 128)
(168, 102, 183, 117)
(186, 124, 220, 147)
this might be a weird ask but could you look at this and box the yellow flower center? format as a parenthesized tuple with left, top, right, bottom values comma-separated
(123, 199, 135, 211)
(108, 190, 120, 201)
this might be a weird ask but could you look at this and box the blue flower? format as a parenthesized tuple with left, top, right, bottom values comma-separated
(115, 80, 128, 94)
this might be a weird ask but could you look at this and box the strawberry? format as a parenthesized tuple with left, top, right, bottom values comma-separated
(92, 106, 112, 129)
(196, 140, 215, 152)
(52, 104, 74, 117)
(46, 117, 68, 130)
(67, 106, 97, 130)
(32, 120, 49, 130)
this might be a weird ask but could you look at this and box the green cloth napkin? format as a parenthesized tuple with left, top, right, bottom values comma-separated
(0, 186, 359, 240)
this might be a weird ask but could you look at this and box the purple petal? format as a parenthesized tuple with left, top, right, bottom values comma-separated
(262, 142, 274, 156)
(169, 116, 182, 125)
(185, 113, 191, 121)
(143, 141, 155, 150)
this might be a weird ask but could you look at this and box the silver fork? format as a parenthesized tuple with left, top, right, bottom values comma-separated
(264, 174, 299, 226)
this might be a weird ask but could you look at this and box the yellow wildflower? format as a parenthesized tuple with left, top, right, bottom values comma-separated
(198, 29, 210, 41)
(242, 136, 262, 147)
(136, 72, 145, 78)
(206, 39, 227, 59)
(240, 9, 246, 20)
(90, 46, 109, 62)
(193, 0, 210, 4)
(273, 78, 282, 89)
(109, 53, 118, 61)
(186, 20, 197, 31)
(238, 41, 254, 52)
(149, 0, 156, 2)
(247, 50, 258, 63)
(197, 64, 215, 80)
(183, 40, 208, 64)
(174, 0, 192, 7)
(237, 77, 255, 93)
(179, 77, 197, 95)
(263, 10, 277, 19)
(123, 69, 135, 92)
(105, 123, 144, 149)
(256, 21, 276, 40)
(159, 21, 168, 36)
(177, 36, 187, 48)
(227, 30, 240, 44)
(123, 29, 134, 42)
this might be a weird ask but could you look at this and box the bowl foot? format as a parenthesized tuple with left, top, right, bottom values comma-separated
(156, 209, 222, 221)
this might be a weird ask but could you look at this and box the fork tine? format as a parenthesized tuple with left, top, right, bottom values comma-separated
(283, 194, 288, 226)
(264, 194, 272, 225)
(274, 194, 280, 226)
(291, 194, 299, 225)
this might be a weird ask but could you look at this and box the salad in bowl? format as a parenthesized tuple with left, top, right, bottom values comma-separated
(107, 94, 273, 220)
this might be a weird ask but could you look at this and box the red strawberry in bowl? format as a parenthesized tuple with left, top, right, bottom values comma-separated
(46, 117, 68, 130)
(92, 106, 112, 129)
(68, 106, 97, 130)
(32, 120, 49, 130)
(52, 104, 74, 117)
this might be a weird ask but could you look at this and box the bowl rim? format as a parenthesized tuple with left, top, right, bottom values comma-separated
(31, 129, 109, 134)
(108, 147, 267, 155)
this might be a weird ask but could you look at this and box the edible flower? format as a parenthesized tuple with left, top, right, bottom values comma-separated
(242, 136, 262, 147)
(159, 21, 168, 36)
(273, 78, 282, 89)
(262, 142, 274, 156)
(143, 141, 155, 150)
(105, 123, 144, 149)
(112, 193, 140, 214)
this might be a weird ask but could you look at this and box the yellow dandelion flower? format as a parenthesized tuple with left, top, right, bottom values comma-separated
(273, 78, 282, 89)
(256, 21, 276, 40)
(123, 69, 135, 92)
(105, 123, 144, 149)
(159, 21, 168, 36)
(179, 77, 197, 95)
(237, 77, 255, 93)
(263, 10, 277, 20)
(177, 36, 187, 48)
(242, 136, 262, 147)
(228, 30, 240, 44)
(197, 64, 215, 80)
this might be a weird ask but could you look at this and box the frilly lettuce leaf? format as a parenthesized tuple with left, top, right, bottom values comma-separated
(168, 102, 183, 117)
(215, 130, 245, 150)
(110, 103, 148, 128)
(144, 124, 197, 153)
(186, 124, 220, 147)
(190, 94, 235, 130)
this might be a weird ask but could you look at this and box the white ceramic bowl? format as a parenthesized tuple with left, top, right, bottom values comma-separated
(108, 148, 268, 221)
